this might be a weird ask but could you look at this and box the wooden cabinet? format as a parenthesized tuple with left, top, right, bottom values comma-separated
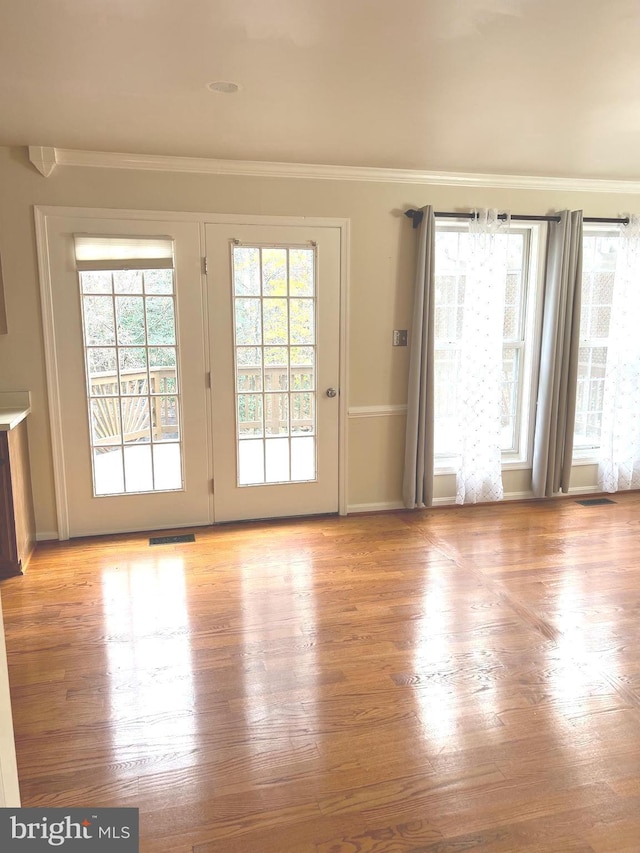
(0, 419, 35, 577)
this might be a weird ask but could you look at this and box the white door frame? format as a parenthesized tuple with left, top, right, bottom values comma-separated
(35, 206, 349, 539)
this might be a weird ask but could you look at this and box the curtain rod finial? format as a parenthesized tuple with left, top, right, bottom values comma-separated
(404, 209, 423, 229)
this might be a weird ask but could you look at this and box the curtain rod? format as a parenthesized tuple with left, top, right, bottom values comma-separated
(404, 209, 630, 229)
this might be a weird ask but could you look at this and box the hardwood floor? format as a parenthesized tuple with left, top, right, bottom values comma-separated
(2, 495, 640, 851)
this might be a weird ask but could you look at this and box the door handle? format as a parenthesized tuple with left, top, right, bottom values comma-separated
(326, 388, 337, 398)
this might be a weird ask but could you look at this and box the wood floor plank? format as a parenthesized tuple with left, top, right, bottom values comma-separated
(3, 493, 640, 851)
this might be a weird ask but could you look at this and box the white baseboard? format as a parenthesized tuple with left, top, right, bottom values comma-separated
(36, 531, 59, 542)
(347, 501, 406, 513)
(431, 490, 536, 506)
(348, 492, 538, 514)
(37, 486, 608, 538)
(431, 486, 609, 506)
(567, 484, 601, 496)
(349, 491, 538, 513)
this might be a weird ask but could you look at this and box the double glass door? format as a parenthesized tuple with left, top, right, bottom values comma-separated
(38, 212, 342, 538)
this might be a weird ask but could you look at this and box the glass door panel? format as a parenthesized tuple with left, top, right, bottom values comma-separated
(80, 267, 183, 495)
(39, 213, 211, 538)
(207, 222, 340, 523)
(233, 246, 317, 487)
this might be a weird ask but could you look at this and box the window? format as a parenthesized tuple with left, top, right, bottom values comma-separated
(433, 222, 541, 468)
(573, 229, 618, 456)
(74, 236, 183, 496)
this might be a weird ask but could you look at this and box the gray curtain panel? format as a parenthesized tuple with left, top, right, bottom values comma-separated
(403, 206, 436, 508)
(532, 209, 583, 498)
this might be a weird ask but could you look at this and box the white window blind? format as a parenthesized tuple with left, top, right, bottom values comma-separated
(74, 235, 174, 271)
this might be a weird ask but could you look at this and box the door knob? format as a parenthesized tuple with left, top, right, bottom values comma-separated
(326, 388, 337, 398)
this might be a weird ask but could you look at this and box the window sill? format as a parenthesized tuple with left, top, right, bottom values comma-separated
(434, 458, 532, 475)
(571, 455, 599, 467)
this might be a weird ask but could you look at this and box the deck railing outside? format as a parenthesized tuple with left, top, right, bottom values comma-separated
(89, 364, 314, 445)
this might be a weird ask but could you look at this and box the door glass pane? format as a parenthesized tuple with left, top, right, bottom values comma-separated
(235, 299, 262, 345)
(237, 348, 262, 391)
(83, 295, 115, 345)
(264, 347, 288, 390)
(119, 348, 149, 394)
(113, 270, 143, 294)
(153, 444, 182, 490)
(91, 398, 121, 445)
(233, 247, 261, 295)
(80, 261, 183, 495)
(87, 348, 117, 395)
(291, 347, 314, 391)
(146, 296, 177, 345)
(291, 393, 314, 435)
(232, 245, 317, 486)
(265, 393, 289, 435)
(290, 299, 315, 344)
(149, 347, 178, 394)
(154, 395, 180, 442)
(289, 249, 314, 296)
(291, 436, 315, 481)
(238, 394, 263, 437)
(262, 249, 288, 296)
(238, 439, 265, 485)
(93, 447, 124, 495)
(115, 297, 145, 345)
(124, 445, 153, 492)
(263, 299, 288, 344)
(82, 271, 112, 294)
(121, 397, 151, 443)
(265, 438, 290, 482)
(144, 269, 174, 295)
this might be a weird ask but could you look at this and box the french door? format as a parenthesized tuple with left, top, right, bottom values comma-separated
(206, 223, 341, 522)
(37, 210, 344, 538)
(39, 214, 211, 538)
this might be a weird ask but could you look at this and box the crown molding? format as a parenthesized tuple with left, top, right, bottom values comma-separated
(28, 146, 57, 177)
(27, 145, 640, 194)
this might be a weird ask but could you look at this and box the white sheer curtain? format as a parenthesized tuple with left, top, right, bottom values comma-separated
(456, 209, 510, 504)
(598, 214, 640, 492)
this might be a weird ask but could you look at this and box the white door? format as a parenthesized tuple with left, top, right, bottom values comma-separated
(206, 223, 342, 522)
(39, 214, 211, 538)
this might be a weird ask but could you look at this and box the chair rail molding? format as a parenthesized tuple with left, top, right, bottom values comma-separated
(348, 405, 408, 418)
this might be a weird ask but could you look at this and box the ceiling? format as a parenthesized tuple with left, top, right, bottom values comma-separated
(2, 0, 640, 180)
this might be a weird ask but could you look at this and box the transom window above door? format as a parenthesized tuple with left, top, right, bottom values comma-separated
(74, 235, 183, 496)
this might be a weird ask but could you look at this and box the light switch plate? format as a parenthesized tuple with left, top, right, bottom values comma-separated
(393, 330, 408, 346)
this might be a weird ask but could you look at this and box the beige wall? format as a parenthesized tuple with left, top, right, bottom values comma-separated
(0, 146, 637, 536)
